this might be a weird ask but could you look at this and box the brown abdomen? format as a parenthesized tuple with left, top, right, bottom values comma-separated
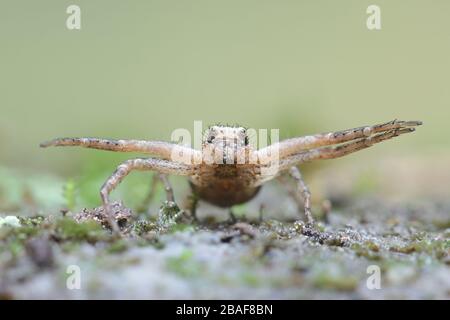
(189, 164, 261, 207)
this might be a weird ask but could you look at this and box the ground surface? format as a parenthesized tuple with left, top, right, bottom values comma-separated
(1, 180, 449, 299)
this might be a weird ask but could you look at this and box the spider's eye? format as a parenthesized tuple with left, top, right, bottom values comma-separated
(207, 136, 215, 143)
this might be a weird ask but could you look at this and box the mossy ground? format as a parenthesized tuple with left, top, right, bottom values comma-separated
(0, 166, 449, 299)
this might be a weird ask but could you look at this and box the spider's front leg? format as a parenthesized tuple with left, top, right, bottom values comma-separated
(279, 127, 418, 170)
(100, 158, 195, 234)
(40, 137, 200, 163)
(259, 119, 422, 159)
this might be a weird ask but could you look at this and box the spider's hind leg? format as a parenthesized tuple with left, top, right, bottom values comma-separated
(286, 166, 314, 226)
(137, 173, 160, 213)
(137, 173, 175, 214)
(159, 174, 175, 202)
(186, 192, 199, 222)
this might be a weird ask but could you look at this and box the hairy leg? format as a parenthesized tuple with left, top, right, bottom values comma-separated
(100, 158, 195, 233)
(186, 192, 199, 222)
(276, 174, 302, 205)
(159, 174, 175, 202)
(137, 173, 175, 213)
(279, 127, 416, 170)
(259, 119, 422, 159)
(287, 167, 314, 225)
(40, 137, 199, 162)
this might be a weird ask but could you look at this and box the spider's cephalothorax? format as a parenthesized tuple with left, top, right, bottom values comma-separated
(41, 119, 422, 233)
(203, 125, 249, 162)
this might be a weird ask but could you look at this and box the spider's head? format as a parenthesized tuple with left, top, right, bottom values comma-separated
(203, 125, 249, 164)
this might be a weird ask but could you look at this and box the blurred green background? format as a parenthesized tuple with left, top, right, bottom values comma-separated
(1, 1, 449, 210)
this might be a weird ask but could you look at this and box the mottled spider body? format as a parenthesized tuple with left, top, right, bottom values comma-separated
(189, 125, 263, 207)
(41, 119, 422, 232)
(189, 169, 262, 208)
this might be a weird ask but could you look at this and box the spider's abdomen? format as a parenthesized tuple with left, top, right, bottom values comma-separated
(189, 164, 261, 207)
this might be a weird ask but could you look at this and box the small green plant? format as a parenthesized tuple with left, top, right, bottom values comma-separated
(62, 178, 77, 211)
(158, 201, 182, 228)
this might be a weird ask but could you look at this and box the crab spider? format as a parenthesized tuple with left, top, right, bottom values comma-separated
(41, 119, 422, 233)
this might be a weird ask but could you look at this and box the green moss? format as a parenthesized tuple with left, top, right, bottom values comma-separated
(167, 223, 194, 234)
(390, 244, 416, 254)
(107, 239, 128, 254)
(365, 241, 380, 252)
(132, 220, 158, 235)
(389, 239, 449, 260)
(18, 216, 45, 227)
(158, 201, 182, 228)
(410, 231, 427, 241)
(312, 272, 358, 291)
(324, 237, 347, 247)
(351, 242, 382, 261)
(54, 218, 106, 242)
(0, 224, 42, 258)
(136, 238, 165, 250)
(0, 225, 41, 241)
(166, 250, 203, 278)
(240, 272, 262, 287)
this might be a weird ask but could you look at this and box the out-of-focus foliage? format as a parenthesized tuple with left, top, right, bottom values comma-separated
(0, 162, 171, 214)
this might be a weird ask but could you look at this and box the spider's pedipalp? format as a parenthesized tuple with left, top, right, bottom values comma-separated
(279, 127, 417, 170)
(260, 119, 422, 159)
(40, 137, 199, 162)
